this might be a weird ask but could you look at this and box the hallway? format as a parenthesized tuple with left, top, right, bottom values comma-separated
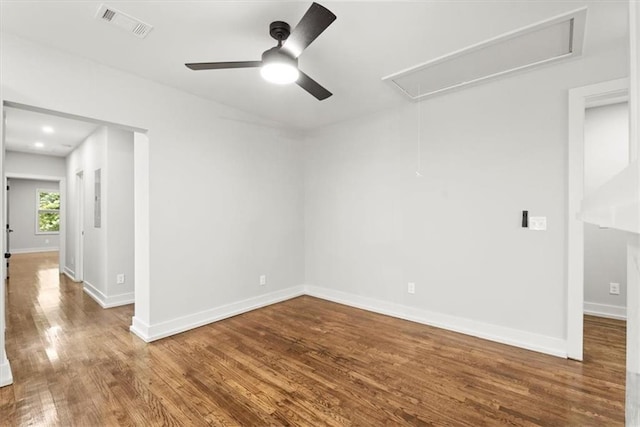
(2, 252, 135, 424)
(0, 252, 627, 425)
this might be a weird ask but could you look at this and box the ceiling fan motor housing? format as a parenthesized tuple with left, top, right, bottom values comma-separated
(269, 21, 291, 42)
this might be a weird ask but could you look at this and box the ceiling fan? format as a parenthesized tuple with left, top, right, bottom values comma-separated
(185, 2, 336, 101)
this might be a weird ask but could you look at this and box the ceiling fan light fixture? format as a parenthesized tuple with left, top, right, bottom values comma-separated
(185, 2, 336, 99)
(261, 62, 299, 85)
(260, 47, 299, 85)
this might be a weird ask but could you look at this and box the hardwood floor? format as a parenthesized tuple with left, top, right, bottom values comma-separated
(0, 252, 626, 426)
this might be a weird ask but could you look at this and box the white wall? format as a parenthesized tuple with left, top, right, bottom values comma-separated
(65, 126, 135, 307)
(584, 103, 630, 194)
(0, 32, 304, 342)
(303, 3, 628, 355)
(66, 126, 108, 296)
(8, 179, 60, 253)
(4, 151, 66, 177)
(105, 128, 134, 302)
(583, 102, 629, 317)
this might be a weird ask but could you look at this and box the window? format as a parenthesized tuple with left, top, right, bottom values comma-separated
(37, 189, 60, 234)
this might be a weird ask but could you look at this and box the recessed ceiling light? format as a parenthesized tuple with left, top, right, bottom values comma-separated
(42, 126, 54, 134)
(34, 142, 45, 148)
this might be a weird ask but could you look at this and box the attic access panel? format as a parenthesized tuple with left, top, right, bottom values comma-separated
(383, 7, 587, 100)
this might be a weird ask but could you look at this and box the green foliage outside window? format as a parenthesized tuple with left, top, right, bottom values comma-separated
(38, 190, 60, 233)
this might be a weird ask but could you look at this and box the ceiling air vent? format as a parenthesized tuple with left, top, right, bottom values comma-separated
(95, 4, 153, 39)
(383, 7, 587, 101)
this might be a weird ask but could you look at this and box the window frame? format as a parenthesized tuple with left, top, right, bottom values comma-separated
(36, 188, 61, 235)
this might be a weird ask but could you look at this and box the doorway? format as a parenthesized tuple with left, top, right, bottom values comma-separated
(583, 101, 630, 322)
(567, 78, 630, 360)
(5, 174, 66, 277)
(2, 102, 137, 309)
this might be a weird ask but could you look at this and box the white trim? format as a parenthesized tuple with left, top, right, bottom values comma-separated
(129, 284, 568, 357)
(305, 286, 567, 358)
(586, 94, 629, 109)
(63, 266, 80, 282)
(129, 286, 305, 342)
(10, 247, 59, 254)
(129, 316, 151, 342)
(83, 281, 134, 309)
(567, 78, 630, 361)
(5, 172, 64, 181)
(584, 302, 627, 320)
(0, 358, 12, 387)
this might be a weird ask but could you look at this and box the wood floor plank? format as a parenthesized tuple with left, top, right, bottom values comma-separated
(0, 252, 626, 426)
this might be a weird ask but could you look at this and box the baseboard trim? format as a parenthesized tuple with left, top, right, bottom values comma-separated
(0, 357, 13, 387)
(305, 285, 567, 358)
(126, 284, 567, 358)
(134, 286, 305, 342)
(130, 316, 151, 342)
(63, 266, 80, 282)
(584, 301, 627, 320)
(10, 247, 59, 254)
(83, 281, 134, 309)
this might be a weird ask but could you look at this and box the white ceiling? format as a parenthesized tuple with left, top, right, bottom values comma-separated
(0, 1, 628, 131)
(4, 107, 100, 157)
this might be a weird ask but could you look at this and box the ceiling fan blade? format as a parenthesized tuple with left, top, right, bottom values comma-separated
(296, 71, 332, 100)
(281, 3, 336, 58)
(185, 61, 262, 70)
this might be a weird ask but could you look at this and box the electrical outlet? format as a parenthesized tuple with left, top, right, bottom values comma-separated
(116, 274, 125, 285)
(260, 275, 266, 286)
(407, 282, 415, 294)
(528, 216, 547, 231)
(610, 282, 620, 295)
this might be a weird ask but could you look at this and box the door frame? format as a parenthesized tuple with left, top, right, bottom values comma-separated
(75, 171, 84, 282)
(567, 77, 629, 361)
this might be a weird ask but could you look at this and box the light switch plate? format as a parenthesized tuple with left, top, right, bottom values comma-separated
(529, 216, 547, 231)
